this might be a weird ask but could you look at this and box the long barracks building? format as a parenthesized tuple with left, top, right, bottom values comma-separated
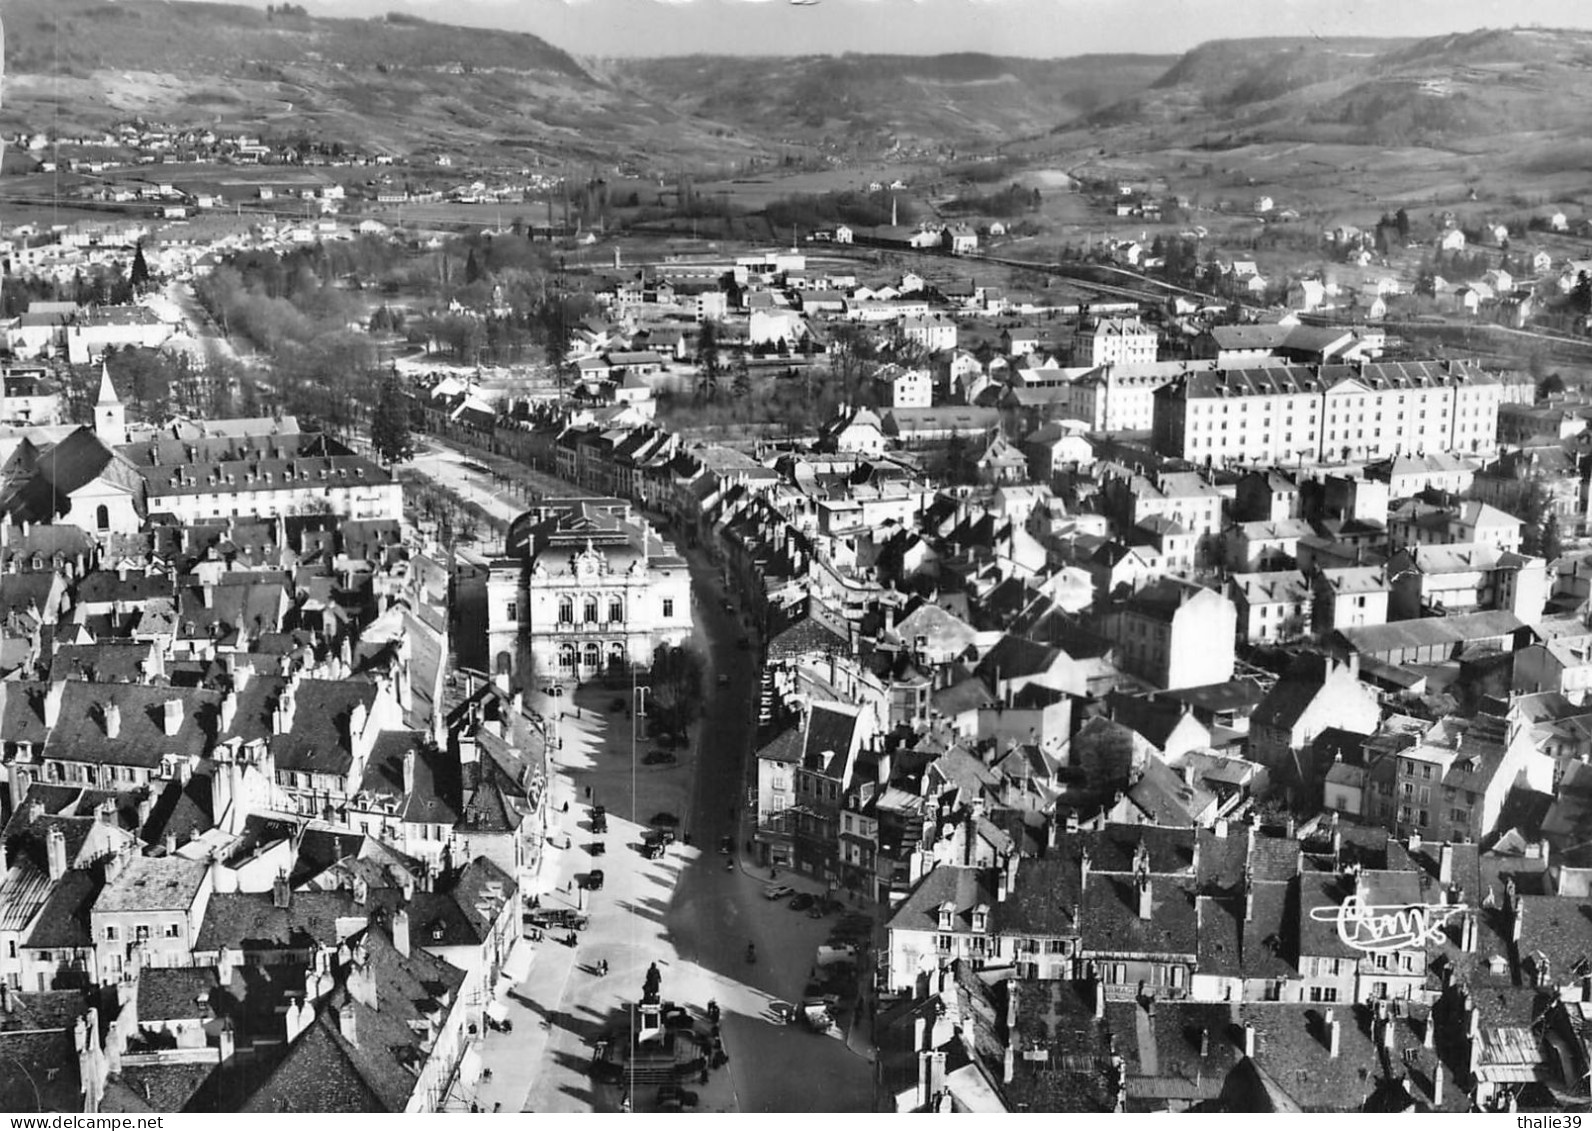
(1151, 359, 1508, 467)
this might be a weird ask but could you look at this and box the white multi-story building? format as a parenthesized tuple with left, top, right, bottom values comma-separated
(486, 498, 693, 683)
(1073, 316, 1158, 367)
(900, 314, 957, 353)
(1152, 359, 1503, 466)
(120, 431, 402, 524)
(1063, 362, 1192, 433)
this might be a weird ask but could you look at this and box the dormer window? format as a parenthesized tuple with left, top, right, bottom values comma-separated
(937, 901, 955, 931)
(971, 903, 989, 933)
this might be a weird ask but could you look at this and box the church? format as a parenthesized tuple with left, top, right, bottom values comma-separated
(0, 365, 146, 539)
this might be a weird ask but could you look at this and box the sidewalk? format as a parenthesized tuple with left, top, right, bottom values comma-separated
(468, 692, 587, 1113)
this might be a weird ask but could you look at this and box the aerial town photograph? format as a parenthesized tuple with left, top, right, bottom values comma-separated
(4, 0, 1592, 1116)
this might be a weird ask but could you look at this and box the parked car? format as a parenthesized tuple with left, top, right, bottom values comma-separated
(591, 805, 607, 833)
(542, 684, 565, 697)
(656, 1085, 700, 1110)
(641, 842, 665, 861)
(584, 870, 605, 891)
(525, 908, 588, 931)
(789, 893, 816, 912)
(644, 828, 677, 846)
(643, 750, 678, 766)
(589, 840, 606, 856)
(763, 884, 794, 900)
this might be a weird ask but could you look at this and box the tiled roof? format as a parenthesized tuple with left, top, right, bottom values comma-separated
(993, 856, 1081, 937)
(241, 926, 462, 1112)
(47, 643, 154, 683)
(267, 679, 379, 776)
(137, 966, 219, 1023)
(194, 890, 359, 952)
(1080, 874, 1198, 956)
(974, 634, 1062, 683)
(96, 855, 208, 914)
(804, 701, 861, 773)
(22, 870, 100, 948)
(406, 858, 514, 950)
(887, 865, 994, 934)
(42, 683, 218, 769)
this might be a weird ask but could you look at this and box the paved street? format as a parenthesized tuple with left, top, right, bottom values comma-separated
(410, 436, 875, 1113)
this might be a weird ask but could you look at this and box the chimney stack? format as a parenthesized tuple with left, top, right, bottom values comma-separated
(285, 997, 313, 1044)
(1094, 977, 1105, 1020)
(338, 1002, 358, 1048)
(44, 681, 66, 727)
(1328, 1017, 1341, 1059)
(273, 688, 296, 735)
(1432, 1066, 1444, 1107)
(1511, 899, 1524, 944)
(45, 826, 67, 881)
(202, 583, 214, 609)
(917, 1049, 946, 1109)
(393, 908, 410, 958)
(220, 689, 238, 733)
(1243, 1024, 1257, 1058)
(163, 698, 184, 737)
(403, 751, 417, 798)
(272, 871, 291, 910)
(1439, 842, 1454, 885)
(104, 702, 121, 739)
(1137, 874, 1153, 921)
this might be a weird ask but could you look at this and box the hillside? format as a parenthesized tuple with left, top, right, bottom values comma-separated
(0, 0, 1176, 168)
(602, 52, 1174, 152)
(1086, 28, 1592, 152)
(0, 0, 756, 164)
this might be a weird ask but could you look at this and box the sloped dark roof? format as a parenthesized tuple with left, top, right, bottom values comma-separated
(975, 634, 1061, 683)
(138, 966, 219, 1023)
(993, 856, 1081, 937)
(22, 870, 100, 949)
(1081, 874, 1198, 956)
(195, 890, 359, 952)
(766, 611, 849, 661)
(267, 680, 379, 776)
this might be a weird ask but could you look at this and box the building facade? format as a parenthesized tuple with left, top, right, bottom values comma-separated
(1153, 359, 1503, 466)
(487, 498, 693, 683)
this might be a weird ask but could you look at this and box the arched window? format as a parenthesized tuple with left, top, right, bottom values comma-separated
(558, 597, 574, 625)
(558, 644, 577, 671)
(608, 641, 626, 671)
(583, 642, 601, 670)
(583, 597, 599, 624)
(608, 597, 624, 624)
(95, 504, 110, 531)
(496, 651, 513, 676)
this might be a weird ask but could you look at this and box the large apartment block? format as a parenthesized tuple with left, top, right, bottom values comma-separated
(1152, 359, 1502, 466)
